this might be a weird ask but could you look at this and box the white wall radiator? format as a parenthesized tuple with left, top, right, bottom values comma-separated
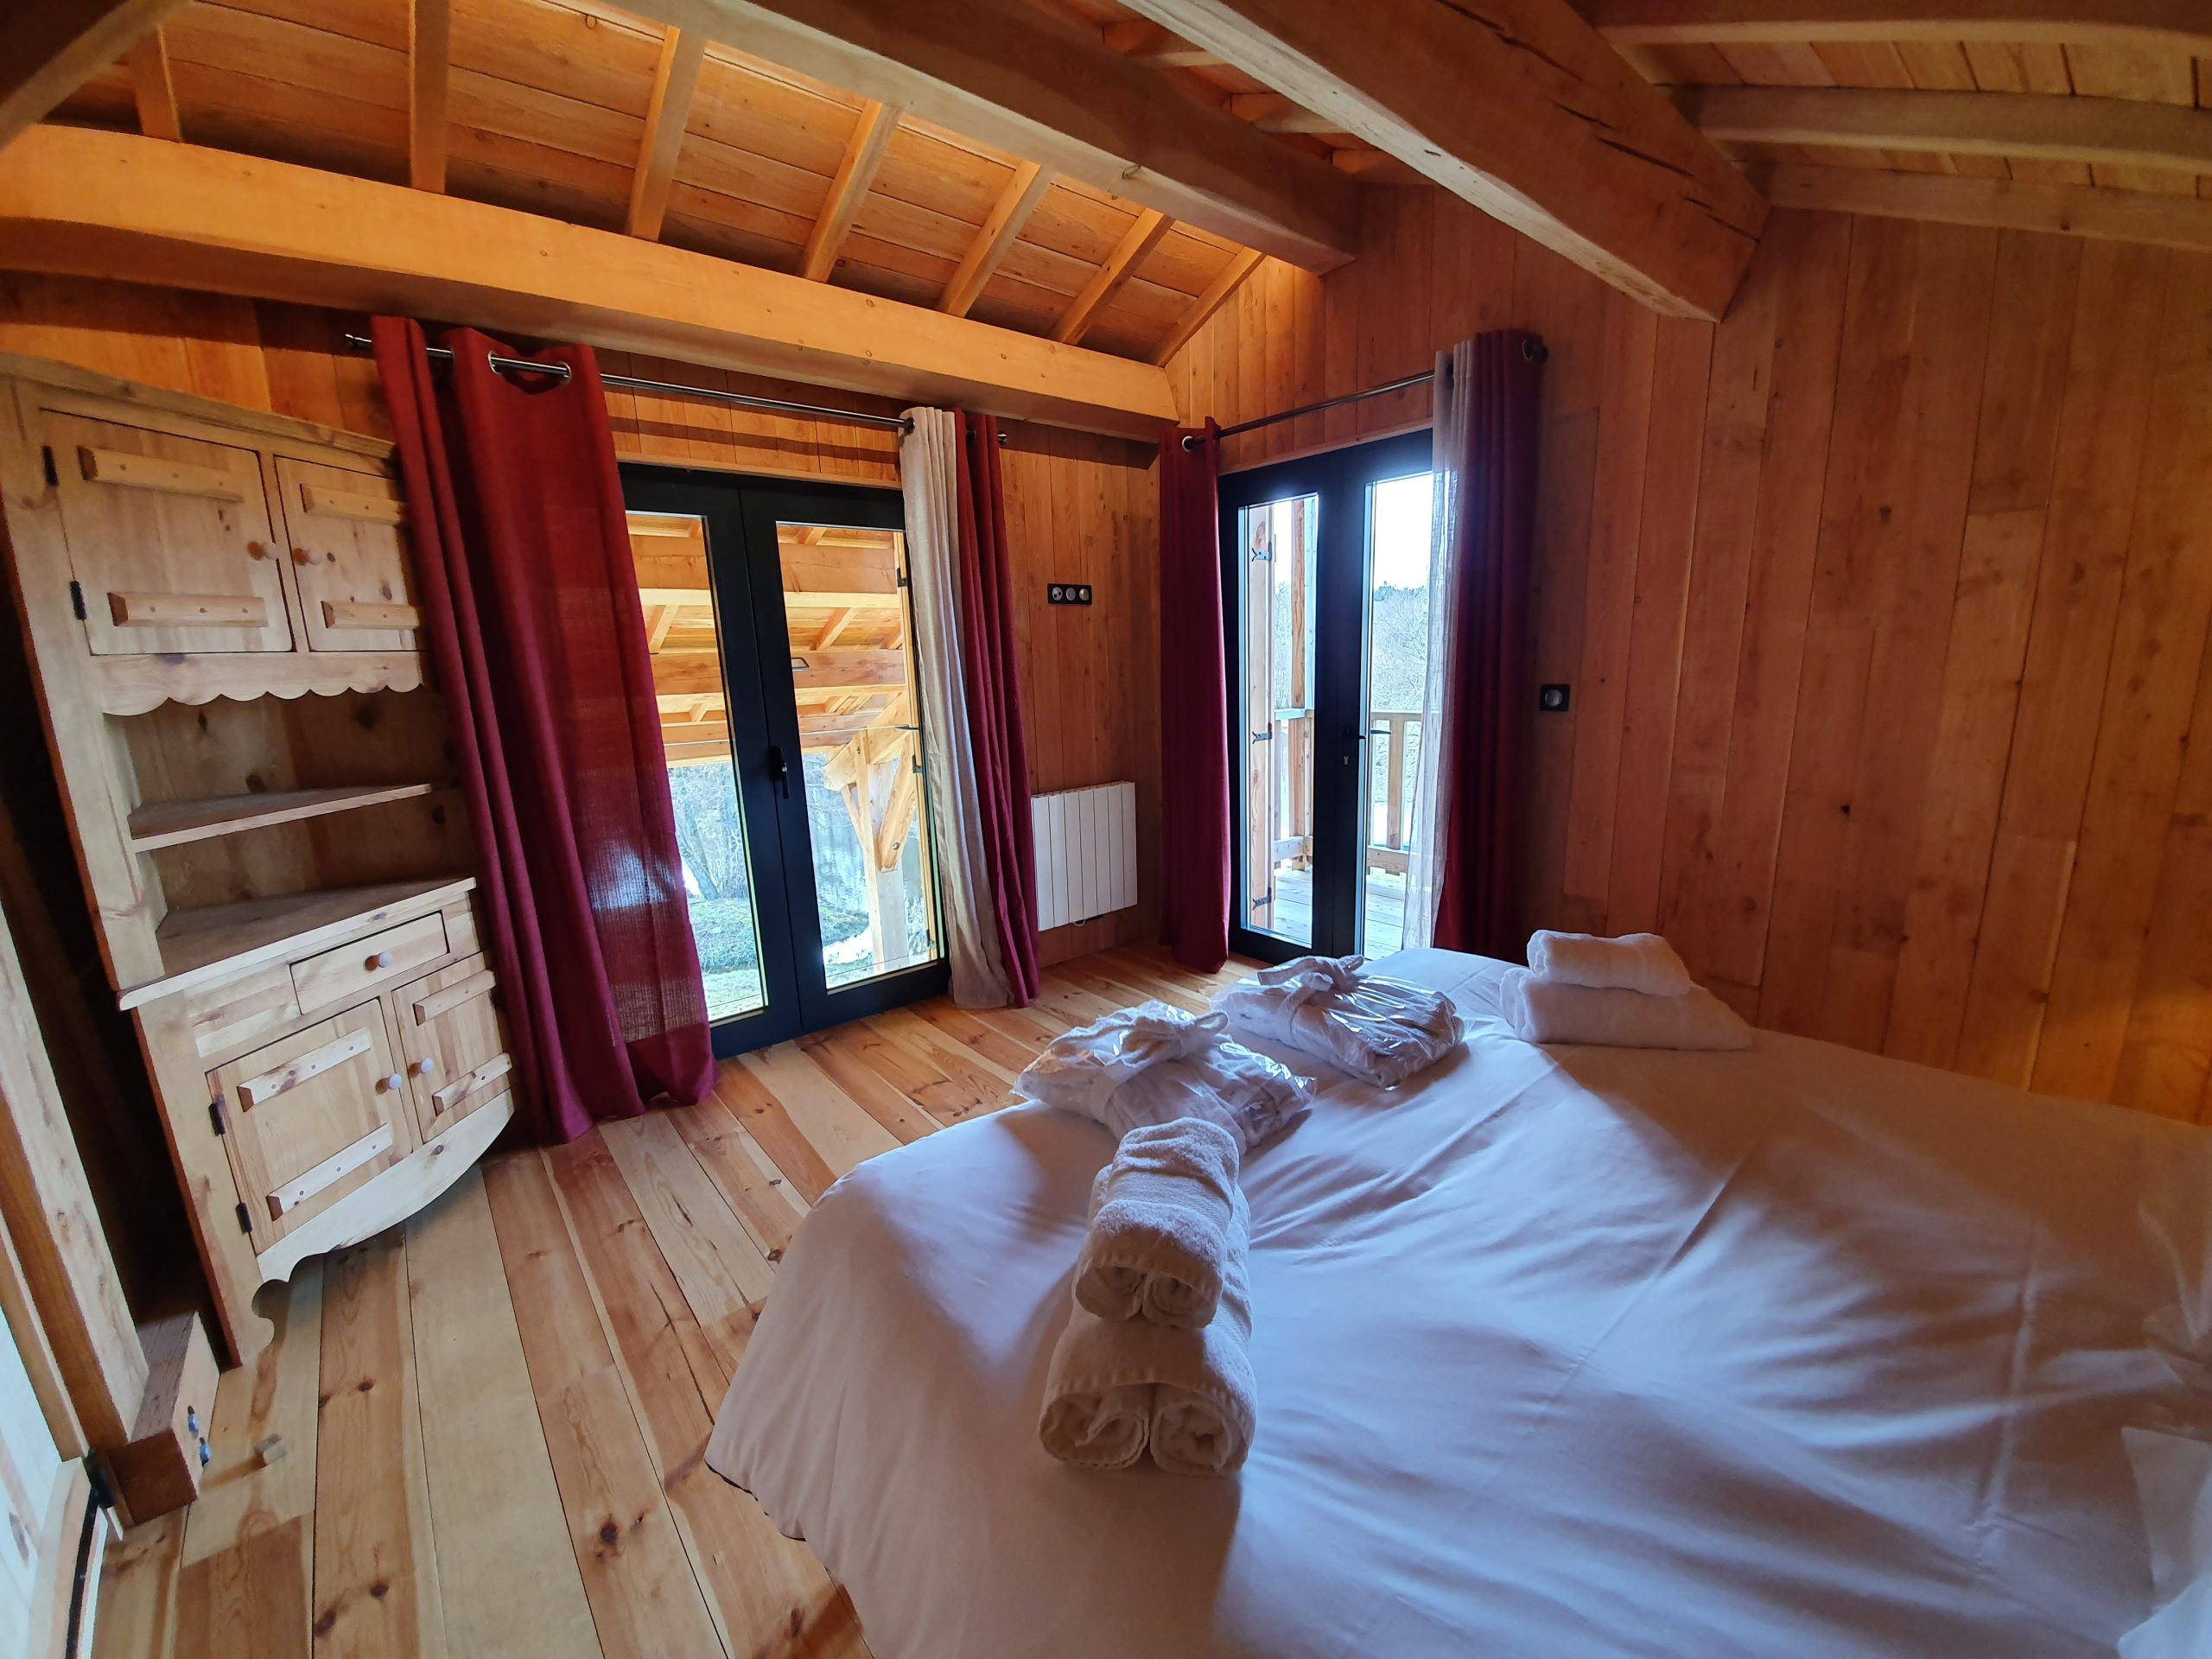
(1032, 781, 1138, 931)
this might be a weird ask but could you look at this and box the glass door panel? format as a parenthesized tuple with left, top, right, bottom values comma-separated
(1234, 493, 1318, 946)
(626, 509, 769, 1023)
(1220, 430, 1432, 964)
(769, 522, 942, 988)
(1361, 473, 1434, 956)
(621, 468, 946, 1056)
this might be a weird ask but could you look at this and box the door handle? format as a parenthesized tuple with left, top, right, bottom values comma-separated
(765, 744, 791, 798)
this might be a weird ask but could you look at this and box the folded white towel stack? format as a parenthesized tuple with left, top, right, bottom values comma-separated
(1041, 1169, 1256, 1477)
(1214, 955, 1465, 1087)
(1527, 930, 1694, 997)
(1076, 1117, 1242, 1328)
(1016, 1001, 1311, 1152)
(1499, 966, 1751, 1051)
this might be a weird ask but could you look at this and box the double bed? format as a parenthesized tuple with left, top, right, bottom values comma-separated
(707, 950, 2211, 1656)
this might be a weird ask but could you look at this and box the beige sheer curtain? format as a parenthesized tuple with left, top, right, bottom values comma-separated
(901, 408, 1011, 1007)
(1402, 343, 1469, 950)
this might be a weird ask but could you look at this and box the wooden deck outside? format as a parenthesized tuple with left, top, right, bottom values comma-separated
(91, 944, 1253, 1659)
(1269, 865, 1411, 956)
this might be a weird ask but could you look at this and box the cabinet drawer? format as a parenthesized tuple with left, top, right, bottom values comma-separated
(188, 962, 302, 1060)
(394, 954, 508, 1142)
(291, 912, 448, 1014)
(207, 1001, 413, 1243)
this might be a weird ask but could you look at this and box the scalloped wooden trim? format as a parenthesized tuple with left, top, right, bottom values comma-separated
(92, 652, 428, 715)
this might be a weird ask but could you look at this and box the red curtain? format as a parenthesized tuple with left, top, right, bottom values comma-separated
(372, 319, 715, 1143)
(953, 413, 1041, 1005)
(1433, 332, 1545, 961)
(1157, 423, 1230, 973)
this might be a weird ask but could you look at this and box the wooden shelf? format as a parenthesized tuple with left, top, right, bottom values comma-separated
(128, 784, 440, 852)
(121, 875, 476, 1011)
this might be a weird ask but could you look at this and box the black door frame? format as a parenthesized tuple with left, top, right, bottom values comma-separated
(621, 463, 949, 1057)
(1216, 428, 1431, 964)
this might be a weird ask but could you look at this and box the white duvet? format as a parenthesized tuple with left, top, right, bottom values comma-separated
(708, 950, 2212, 1658)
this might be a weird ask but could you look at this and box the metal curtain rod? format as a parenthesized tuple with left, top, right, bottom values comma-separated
(341, 333, 915, 434)
(1179, 334, 1548, 451)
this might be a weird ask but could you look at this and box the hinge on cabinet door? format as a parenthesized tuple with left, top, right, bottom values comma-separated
(68, 581, 86, 620)
(41, 446, 59, 487)
(208, 1096, 226, 1137)
(235, 1202, 252, 1236)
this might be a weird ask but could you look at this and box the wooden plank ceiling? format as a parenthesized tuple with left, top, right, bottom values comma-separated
(1574, 5, 2212, 238)
(44, 0, 1345, 366)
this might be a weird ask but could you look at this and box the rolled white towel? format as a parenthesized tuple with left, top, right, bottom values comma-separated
(1076, 1118, 1241, 1328)
(1527, 930, 1694, 997)
(1040, 1184, 1256, 1477)
(1016, 1001, 1310, 1152)
(1215, 955, 1464, 1088)
(1499, 967, 1751, 1051)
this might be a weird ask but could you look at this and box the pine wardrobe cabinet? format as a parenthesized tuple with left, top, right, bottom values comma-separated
(0, 353, 512, 1366)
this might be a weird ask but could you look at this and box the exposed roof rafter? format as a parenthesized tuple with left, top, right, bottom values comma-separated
(1686, 86, 2212, 178)
(627, 26, 709, 239)
(1, 0, 188, 150)
(1576, 1, 2212, 53)
(408, 0, 450, 194)
(799, 98, 901, 281)
(940, 159, 1053, 316)
(1153, 246, 1263, 365)
(1055, 207, 1173, 345)
(126, 27, 180, 143)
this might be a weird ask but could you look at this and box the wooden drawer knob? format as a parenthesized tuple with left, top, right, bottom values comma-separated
(381, 1073, 403, 1093)
(369, 950, 394, 970)
(291, 546, 318, 565)
(246, 540, 270, 560)
(411, 1058, 436, 1077)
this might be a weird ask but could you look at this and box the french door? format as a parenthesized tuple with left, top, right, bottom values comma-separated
(1217, 430, 1433, 963)
(622, 465, 947, 1056)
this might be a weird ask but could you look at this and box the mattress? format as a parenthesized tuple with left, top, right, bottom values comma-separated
(707, 950, 2212, 1658)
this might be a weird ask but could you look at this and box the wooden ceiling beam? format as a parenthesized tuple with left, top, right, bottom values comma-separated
(799, 99, 900, 282)
(1767, 164, 2212, 254)
(1577, 3, 2212, 53)
(0, 0, 187, 150)
(1153, 246, 1262, 364)
(1687, 86, 2212, 178)
(0, 127, 1181, 437)
(1227, 92, 1337, 135)
(409, 0, 450, 193)
(1118, 0, 1767, 321)
(126, 27, 181, 143)
(617, 0, 1358, 272)
(1101, 19, 1223, 67)
(1055, 207, 1173, 346)
(627, 27, 709, 240)
(940, 159, 1052, 317)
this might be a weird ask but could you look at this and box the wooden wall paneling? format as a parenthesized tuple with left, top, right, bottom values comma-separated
(1521, 407, 1600, 936)
(1821, 222, 1996, 1052)
(1649, 228, 1788, 977)
(1882, 505, 2046, 1066)
(1558, 294, 1657, 906)
(1601, 315, 1712, 937)
(1697, 207, 1853, 992)
(2031, 251, 2212, 1100)
(2113, 629, 2212, 1121)
(1953, 242, 2168, 1084)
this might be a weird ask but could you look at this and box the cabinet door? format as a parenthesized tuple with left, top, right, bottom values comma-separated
(393, 954, 511, 1143)
(274, 457, 421, 652)
(207, 1001, 414, 1245)
(46, 411, 293, 655)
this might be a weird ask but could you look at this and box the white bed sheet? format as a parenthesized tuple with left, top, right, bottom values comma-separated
(707, 950, 2212, 1658)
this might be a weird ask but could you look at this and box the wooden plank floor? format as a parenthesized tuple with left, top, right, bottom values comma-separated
(93, 944, 1252, 1659)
